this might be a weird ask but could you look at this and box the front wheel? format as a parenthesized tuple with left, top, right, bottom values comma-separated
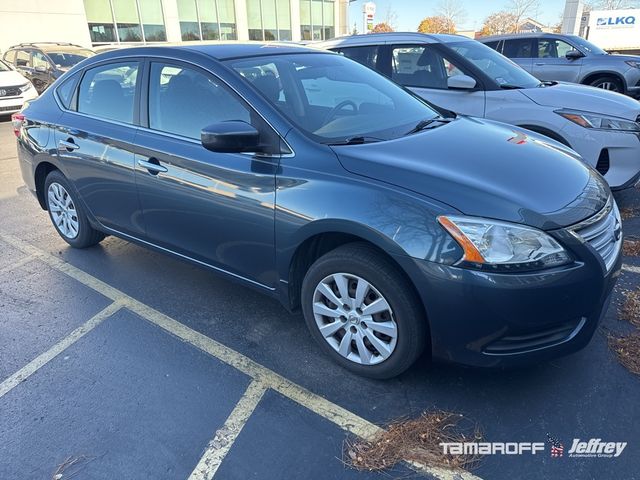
(44, 170, 105, 248)
(589, 76, 623, 93)
(301, 243, 427, 379)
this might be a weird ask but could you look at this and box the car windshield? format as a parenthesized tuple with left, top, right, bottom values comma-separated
(448, 40, 541, 89)
(226, 53, 440, 144)
(0, 60, 10, 72)
(47, 50, 94, 68)
(567, 35, 608, 55)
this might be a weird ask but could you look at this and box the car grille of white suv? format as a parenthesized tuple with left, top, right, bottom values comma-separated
(570, 197, 621, 272)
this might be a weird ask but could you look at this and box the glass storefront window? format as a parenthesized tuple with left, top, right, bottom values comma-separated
(112, 0, 143, 41)
(198, 0, 219, 39)
(84, 0, 117, 42)
(139, 0, 166, 41)
(300, 0, 334, 41)
(218, 0, 237, 40)
(246, 0, 291, 41)
(177, 0, 201, 40)
(85, 0, 167, 43)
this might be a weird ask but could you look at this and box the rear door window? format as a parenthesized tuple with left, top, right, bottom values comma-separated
(502, 39, 534, 59)
(77, 62, 140, 124)
(334, 46, 380, 70)
(15, 50, 30, 67)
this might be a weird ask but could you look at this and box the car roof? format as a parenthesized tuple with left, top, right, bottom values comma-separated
(9, 42, 89, 51)
(479, 33, 569, 42)
(315, 32, 473, 48)
(90, 41, 326, 62)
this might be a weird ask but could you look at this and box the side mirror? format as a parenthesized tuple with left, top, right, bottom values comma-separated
(201, 120, 260, 153)
(34, 64, 50, 73)
(447, 74, 477, 90)
(565, 50, 584, 60)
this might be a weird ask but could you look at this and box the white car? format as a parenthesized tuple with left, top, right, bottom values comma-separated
(317, 33, 640, 189)
(0, 59, 37, 115)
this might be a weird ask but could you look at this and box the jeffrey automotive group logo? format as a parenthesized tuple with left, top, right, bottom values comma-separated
(440, 435, 627, 459)
(596, 15, 636, 27)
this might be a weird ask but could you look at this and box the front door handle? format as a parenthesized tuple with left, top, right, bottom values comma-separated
(138, 158, 168, 174)
(534, 63, 545, 66)
(58, 139, 79, 151)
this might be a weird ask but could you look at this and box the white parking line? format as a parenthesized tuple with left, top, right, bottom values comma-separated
(0, 232, 482, 480)
(0, 253, 40, 274)
(622, 264, 640, 274)
(188, 380, 267, 480)
(0, 301, 122, 399)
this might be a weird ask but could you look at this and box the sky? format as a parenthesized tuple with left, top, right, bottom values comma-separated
(347, 0, 568, 33)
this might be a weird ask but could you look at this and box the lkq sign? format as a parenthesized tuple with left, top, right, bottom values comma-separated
(587, 9, 640, 50)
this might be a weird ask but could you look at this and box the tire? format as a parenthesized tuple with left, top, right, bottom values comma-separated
(44, 170, 105, 248)
(588, 76, 623, 93)
(301, 243, 427, 379)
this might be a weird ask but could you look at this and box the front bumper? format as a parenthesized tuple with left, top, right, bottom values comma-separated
(0, 88, 38, 115)
(394, 224, 622, 368)
(560, 121, 640, 189)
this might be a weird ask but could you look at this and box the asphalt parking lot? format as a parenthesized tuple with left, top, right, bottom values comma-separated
(1, 116, 639, 480)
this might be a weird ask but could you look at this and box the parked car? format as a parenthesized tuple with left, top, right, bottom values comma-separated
(317, 33, 640, 189)
(3, 42, 94, 94)
(13, 44, 621, 378)
(0, 59, 37, 115)
(479, 33, 640, 97)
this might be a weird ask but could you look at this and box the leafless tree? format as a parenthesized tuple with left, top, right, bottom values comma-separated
(383, 5, 399, 30)
(437, 0, 467, 30)
(506, 0, 540, 32)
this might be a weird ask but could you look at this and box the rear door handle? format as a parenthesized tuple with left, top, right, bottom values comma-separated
(138, 158, 168, 174)
(58, 139, 79, 151)
(534, 63, 544, 66)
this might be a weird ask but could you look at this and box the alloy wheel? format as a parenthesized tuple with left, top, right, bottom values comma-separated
(47, 182, 79, 239)
(312, 273, 398, 365)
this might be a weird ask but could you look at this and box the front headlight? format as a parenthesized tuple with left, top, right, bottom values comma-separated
(556, 109, 640, 133)
(18, 83, 34, 93)
(625, 60, 640, 69)
(438, 216, 571, 271)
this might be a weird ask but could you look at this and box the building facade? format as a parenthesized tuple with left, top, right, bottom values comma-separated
(0, 0, 349, 51)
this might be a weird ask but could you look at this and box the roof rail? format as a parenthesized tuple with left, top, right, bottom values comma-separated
(8, 42, 85, 49)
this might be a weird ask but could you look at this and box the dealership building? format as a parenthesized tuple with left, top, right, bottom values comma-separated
(0, 0, 349, 51)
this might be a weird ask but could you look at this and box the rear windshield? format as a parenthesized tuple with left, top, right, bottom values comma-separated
(226, 53, 440, 144)
(47, 50, 94, 68)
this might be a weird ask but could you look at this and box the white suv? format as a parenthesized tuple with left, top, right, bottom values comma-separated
(316, 33, 640, 189)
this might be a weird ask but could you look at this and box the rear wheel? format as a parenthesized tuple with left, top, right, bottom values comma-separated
(44, 170, 105, 248)
(589, 76, 623, 93)
(301, 243, 427, 379)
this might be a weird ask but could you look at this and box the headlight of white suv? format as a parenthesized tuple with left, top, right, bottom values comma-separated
(556, 109, 640, 133)
(18, 83, 34, 93)
(438, 215, 571, 271)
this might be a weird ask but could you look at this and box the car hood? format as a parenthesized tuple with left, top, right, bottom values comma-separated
(332, 116, 609, 230)
(0, 70, 29, 87)
(519, 82, 640, 120)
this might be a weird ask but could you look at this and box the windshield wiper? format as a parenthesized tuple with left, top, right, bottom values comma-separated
(404, 117, 451, 136)
(326, 136, 383, 146)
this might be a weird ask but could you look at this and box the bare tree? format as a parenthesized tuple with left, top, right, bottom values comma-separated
(479, 11, 519, 36)
(506, 0, 540, 32)
(383, 5, 399, 30)
(437, 0, 467, 30)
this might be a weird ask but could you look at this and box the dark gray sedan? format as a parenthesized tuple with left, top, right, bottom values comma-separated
(12, 43, 622, 378)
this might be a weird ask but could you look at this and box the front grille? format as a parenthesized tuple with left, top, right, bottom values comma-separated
(595, 149, 610, 175)
(0, 105, 21, 112)
(0, 85, 22, 97)
(570, 197, 621, 272)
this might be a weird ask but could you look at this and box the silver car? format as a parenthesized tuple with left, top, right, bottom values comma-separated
(479, 33, 640, 98)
